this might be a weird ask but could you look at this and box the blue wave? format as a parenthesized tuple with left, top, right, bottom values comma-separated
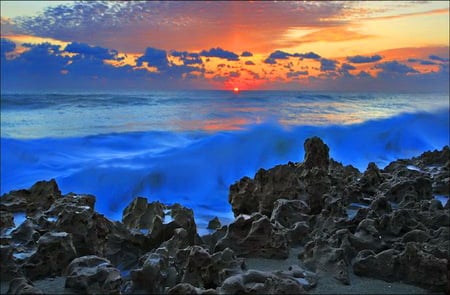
(1, 109, 449, 228)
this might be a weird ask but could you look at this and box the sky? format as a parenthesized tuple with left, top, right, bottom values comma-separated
(1, 1, 449, 91)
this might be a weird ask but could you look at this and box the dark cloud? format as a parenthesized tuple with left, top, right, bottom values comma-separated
(341, 63, 356, 71)
(375, 61, 418, 74)
(320, 58, 338, 71)
(429, 55, 449, 62)
(407, 58, 436, 65)
(263, 58, 278, 65)
(228, 71, 240, 78)
(9, 1, 349, 53)
(245, 60, 255, 66)
(136, 47, 169, 69)
(199, 47, 239, 61)
(267, 50, 292, 60)
(293, 52, 321, 59)
(241, 51, 253, 57)
(347, 54, 382, 63)
(1, 38, 16, 56)
(171, 51, 203, 65)
(65, 42, 118, 60)
(286, 71, 309, 78)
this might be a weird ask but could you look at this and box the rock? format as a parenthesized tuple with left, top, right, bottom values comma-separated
(286, 221, 310, 245)
(215, 213, 289, 259)
(7, 277, 43, 294)
(1, 245, 19, 281)
(300, 238, 350, 285)
(207, 217, 221, 230)
(369, 196, 392, 216)
(353, 243, 448, 292)
(220, 269, 305, 294)
(386, 177, 433, 204)
(270, 199, 310, 228)
(0, 211, 14, 230)
(11, 219, 40, 246)
(45, 193, 96, 216)
(167, 283, 217, 295)
(303, 136, 330, 170)
(359, 162, 384, 195)
(65, 255, 122, 295)
(350, 218, 387, 252)
(122, 197, 164, 231)
(176, 246, 244, 289)
(0, 179, 61, 214)
(401, 229, 430, 243)
(23, 232, 77, 279)
(131, 247, 177, 293)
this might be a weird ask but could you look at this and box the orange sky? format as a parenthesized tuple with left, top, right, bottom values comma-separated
(1, 1, 449, 91)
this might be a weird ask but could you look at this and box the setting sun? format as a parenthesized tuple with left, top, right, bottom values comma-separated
(233, 87, 239, 92)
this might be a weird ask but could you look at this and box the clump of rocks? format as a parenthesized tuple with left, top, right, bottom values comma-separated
(1, 137, 448, 294)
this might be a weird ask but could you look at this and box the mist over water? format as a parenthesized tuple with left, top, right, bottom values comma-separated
(1, 91, 449, 228)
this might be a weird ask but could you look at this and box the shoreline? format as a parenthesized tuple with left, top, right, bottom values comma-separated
(1, 137, 448, 294)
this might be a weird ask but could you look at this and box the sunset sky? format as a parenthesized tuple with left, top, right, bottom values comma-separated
(1, 1, 449, 91)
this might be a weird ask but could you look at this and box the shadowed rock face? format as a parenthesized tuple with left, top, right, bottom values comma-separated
(303, 136, 330, 170)
(0, 137, 448, 294)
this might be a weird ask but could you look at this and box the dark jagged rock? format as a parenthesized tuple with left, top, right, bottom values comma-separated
(303, 136, 330, 170)
(1, 245, 19, 281)
(0, 211, 14, 230)
(270, 199, 310, 228)
(122, 197, 164, 231)
(176, 246, 245, 289)
(0, 179, 61, 214)
(23, 231, 77, 280)
(7, 277, 43, 294)
(207, 217, 221, 230)
(65, 255, 122, 294)
(167, 283, 217, 295)
(0, 139, 448, 294)
(220, 269, 305, 294)
(215, 213, 289, 259)
(353, 242, 448, 292)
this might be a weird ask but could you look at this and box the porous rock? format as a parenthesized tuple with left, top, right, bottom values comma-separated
(65, 255, 122, 295)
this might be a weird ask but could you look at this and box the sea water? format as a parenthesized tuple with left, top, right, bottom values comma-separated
(1, 91, 449, 230)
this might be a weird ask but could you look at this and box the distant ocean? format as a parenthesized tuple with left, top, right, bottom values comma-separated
(1, 91, 449, 232)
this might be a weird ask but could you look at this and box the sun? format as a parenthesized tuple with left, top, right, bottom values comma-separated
(233, 87, 239, 93)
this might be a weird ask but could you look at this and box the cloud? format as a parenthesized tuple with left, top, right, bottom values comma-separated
(199, 47, 239, 61)
(320, 58, 338, 71)
(286, 70, 309, 78)
(429, 55, 449, 62)
(241, 51, 253, 57)
(407, 58, 436, 65)
(245, 60, 255, 66)
(1, 38, 16, 57)
(293, 52, 321, 60)
(8, 1, 350, 53)
(172, 51, 203, 65)
(65, 42, 118, 60)
(267, 50, 292, 60)
(136, 47, 169, 69)
(375, 61, 418, 74)
(347, 54, 382, 63)
(341, 63, 356, 71)
(263, 58, 277, 65)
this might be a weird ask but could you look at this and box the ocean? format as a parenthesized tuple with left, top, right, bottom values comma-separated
(1, 91, 449, 233)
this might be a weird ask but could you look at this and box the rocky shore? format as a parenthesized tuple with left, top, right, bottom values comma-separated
(1, 137, 448, 294)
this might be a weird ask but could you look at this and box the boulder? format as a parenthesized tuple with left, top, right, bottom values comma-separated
(23, 232, 77, 279)
(215, 213, 289, 259)
(65, 255, 122, 295)
(122, 197, 164, 231)
(207, 217, 221, 230)
(6, 277, 43, 294)
(220, 269, 305, 294)
(0, 179, 61, 214)
(303, 136, 330, 170)
(167, 283, 217, 295)
(0, 211, 14, 230)
(270, 199, 310, 228)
